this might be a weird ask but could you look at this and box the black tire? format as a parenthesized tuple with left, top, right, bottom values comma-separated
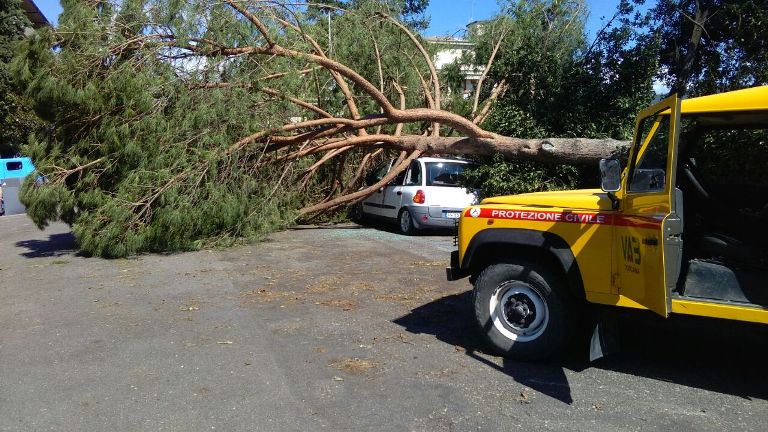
(398, 208, 419, 235)
(349, 201, 365, 223)
(473, 261, 572, 360)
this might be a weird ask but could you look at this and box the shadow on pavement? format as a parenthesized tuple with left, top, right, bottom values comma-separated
(393, 291, 582, 405)
(15, 232, 80, 258)
(594, 310, 768, 400)
(394, 291, 768, 405)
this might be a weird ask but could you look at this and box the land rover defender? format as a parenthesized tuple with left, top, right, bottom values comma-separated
(447, 86, 768, 359)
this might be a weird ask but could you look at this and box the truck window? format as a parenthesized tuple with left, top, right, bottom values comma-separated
(629, 115, 670, 193)
(683, 126, 768, 226)
(6, 161, 23, 171)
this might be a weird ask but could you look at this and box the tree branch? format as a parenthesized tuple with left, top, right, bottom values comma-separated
(270, 11, 363, 122)
(472, 28, 508, 116)
(473, 79, 507, 125)
(190, 83, 333, 118)
(299, 150, 422, 215)
(224, 0, 276, 47)
(377, 13, 442, 135)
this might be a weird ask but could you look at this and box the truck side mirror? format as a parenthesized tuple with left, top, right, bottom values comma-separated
(599, 159, 621, 192)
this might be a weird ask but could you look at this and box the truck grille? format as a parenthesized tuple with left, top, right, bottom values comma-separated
(452, 218, 459, 246)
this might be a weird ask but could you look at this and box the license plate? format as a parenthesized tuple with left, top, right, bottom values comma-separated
(444, 211, 461, 219)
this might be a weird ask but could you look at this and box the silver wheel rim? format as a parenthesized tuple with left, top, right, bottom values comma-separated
(400, 210, 411, 232)
(489, 282, 549, 342)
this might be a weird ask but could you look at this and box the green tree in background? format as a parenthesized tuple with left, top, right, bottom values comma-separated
(0, 0, 44, 157)
(645, 0, 768, 194)
(456, 0, 767, 199)
(301, 0, 437, 131)
(453, 0, 657, 196)
(650, 0, 768, 97)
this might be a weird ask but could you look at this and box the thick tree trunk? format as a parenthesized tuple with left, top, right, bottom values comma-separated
(341, 134, 630, 164)
(669, 4, 709, 97)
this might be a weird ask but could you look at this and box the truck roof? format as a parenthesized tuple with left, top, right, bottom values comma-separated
(1, 157, 35, 180)
(680, 85, 768, 114)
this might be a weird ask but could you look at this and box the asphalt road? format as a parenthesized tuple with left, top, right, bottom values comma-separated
(1, 215, 767, 431)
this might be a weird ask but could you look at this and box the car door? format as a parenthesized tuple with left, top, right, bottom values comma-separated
(380, 164, 410, 219)
(612, 95, 682, 317)
(362, 160, 393, 216)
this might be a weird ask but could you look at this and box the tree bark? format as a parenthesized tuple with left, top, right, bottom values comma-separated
(296, 134, 630, 165)
(669, 3, 710, 97)
(390, 135, 630, 164)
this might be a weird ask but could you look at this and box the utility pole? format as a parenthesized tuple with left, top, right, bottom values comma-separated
(327, 9, 332, 55)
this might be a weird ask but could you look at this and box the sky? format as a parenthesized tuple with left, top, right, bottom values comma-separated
(34, 0, 632, 38)
(423, 0, 629, 37)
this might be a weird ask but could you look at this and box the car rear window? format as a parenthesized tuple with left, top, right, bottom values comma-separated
(425, 162, 470, 187)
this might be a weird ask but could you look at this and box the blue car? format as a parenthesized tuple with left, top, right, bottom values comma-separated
(0, 157, 36, 216)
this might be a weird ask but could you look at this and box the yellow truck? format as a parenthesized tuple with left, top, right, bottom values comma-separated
(446, 86, 768, 360)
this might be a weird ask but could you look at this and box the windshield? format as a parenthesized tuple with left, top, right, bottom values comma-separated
(424, 162, 471, 187)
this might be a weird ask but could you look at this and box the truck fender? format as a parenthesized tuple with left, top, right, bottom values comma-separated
(463, 228, 585, 299)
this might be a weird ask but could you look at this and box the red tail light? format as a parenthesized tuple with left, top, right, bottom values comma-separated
(413, 189, 426, 204)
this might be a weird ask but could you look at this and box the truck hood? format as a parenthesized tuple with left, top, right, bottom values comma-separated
(480, 189, 613, 211)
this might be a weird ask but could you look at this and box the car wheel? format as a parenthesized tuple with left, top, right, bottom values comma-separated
(398, 208, 418, 235)
(473, 261, 572, 360)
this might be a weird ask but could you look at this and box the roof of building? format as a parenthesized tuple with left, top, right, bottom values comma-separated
(425, 36, 474, 47)
(21, 0, 49, 28)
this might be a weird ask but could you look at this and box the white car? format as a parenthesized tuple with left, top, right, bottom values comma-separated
(355, 157, 478, 235)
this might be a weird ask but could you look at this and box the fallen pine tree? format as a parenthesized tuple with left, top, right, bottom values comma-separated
(13, 0, 632, 257)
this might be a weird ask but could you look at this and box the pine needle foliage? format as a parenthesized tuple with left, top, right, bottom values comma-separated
(14, 0, 304, 257)
(12, 0, 433, 257)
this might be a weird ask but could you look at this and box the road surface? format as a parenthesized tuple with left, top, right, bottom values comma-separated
(1, 215, 766, 431)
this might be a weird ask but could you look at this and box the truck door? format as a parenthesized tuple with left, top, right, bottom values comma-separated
(2, 158, 35, 216)
(613, 96, 682, 317)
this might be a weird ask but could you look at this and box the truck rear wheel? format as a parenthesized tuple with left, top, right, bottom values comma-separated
(473, 262, 571, 360)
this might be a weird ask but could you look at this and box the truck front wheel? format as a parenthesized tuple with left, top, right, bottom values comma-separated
(473, 262, 571, 360)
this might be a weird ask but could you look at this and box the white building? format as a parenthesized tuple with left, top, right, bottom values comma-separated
(426, 21, 488, 98)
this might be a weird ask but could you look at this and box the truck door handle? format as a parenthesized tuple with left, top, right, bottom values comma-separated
(642, 237, 658, 246)
(396, 191, 402, 196)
